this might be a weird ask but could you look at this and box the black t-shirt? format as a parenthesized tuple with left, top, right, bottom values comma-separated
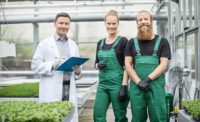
(95, 36, 128, 67)
(125, 35, 171, 65)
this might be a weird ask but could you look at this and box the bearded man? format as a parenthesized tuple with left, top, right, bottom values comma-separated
(125, 10, 171, 122)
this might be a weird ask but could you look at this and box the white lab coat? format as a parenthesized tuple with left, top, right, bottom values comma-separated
(31, 35, 79, 122)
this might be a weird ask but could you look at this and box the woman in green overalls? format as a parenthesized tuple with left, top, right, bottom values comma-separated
(125, 10, 171, 122)
(93, 10, 129, 122)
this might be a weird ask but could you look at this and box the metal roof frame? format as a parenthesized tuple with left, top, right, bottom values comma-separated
(0, 14, 168, 24)
(0, 1, 168, 24)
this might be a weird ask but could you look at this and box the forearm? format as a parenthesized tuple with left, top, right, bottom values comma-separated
(126, 65, 141, 84)
(148, 57, 168, 80)
(125, 57, 141, 84)
(122, 70, 129, 85)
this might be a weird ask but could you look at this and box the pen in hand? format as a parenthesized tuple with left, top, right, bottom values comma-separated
(52, 57, 66, 69)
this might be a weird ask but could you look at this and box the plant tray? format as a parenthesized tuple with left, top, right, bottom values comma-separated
(0, 101, 73, 122)
(62, 105, 75, 122)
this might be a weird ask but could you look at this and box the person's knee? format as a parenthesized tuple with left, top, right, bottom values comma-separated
(93, 111, 106, 122)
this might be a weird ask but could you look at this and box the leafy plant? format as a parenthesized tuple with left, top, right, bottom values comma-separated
(0, 83, 39, 97)
(0, 101, 73, 122)
(182, 100, 200, 121)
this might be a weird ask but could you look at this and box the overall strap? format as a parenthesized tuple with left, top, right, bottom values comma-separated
(99, 38, 106, 50)
(153, 36, 162, 56)
(111, 36, 122, 49)
(133, 38, 141, 56)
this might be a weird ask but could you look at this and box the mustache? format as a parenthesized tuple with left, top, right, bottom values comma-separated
(138, 24, 150, 29)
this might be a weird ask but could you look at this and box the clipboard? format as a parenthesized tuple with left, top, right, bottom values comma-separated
(56, 57, 89, 71)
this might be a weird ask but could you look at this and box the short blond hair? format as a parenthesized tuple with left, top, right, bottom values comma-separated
(105, 10, 119, 23)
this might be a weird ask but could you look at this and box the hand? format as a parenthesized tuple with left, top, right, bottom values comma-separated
(52, 58, 65, 69)
(137, 77, 151, 92)
(98, 61, 107, 70)
(72, 65, 81, 74)
(118, 85, 128, 102)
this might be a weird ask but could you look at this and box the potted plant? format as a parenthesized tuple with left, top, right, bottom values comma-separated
(182, 100, 200, 121)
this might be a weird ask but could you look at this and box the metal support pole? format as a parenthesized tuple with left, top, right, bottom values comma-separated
(167, 0, 173, 52)
(194, 0, 198, 26)
(0, 59, 2, 72)
(182, 0, 187, 67)
(194, 28, 199, 100)
(177, 0, 181, 33)
(33, 23, 39, 53)
(0, 3, 2, 72)
(182, 0, 187, 28)
(179, 76, 183, 109)
(74, 0, 79, 45)
(156, 0, 166, 37)
(197, 0, 200, 99)
(33, 0, 39, 53)
(188, 0, 192, 28)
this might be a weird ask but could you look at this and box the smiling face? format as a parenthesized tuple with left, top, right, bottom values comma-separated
(105, 15, 119, 35)
(136, 11, 153, 40)
(54, 16, 70, 37)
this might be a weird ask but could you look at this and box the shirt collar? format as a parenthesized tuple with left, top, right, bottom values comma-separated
(54, 33, 68, 42)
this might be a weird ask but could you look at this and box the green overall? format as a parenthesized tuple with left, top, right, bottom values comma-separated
(94, 36, 129, 122)
(130, 36, 167, 122)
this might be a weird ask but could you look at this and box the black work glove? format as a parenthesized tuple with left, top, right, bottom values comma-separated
(118, 85, 128, 102)
(98, 61, 107, 70)
(137, 77, 151, 92)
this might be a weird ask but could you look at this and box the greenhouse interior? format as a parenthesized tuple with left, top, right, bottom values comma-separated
(0, 0, 200, 122)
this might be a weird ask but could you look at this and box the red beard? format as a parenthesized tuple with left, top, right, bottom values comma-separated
(137, 23, 153, 40)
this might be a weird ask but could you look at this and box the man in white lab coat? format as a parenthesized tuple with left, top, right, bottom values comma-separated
(31, 12, 80, 122)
